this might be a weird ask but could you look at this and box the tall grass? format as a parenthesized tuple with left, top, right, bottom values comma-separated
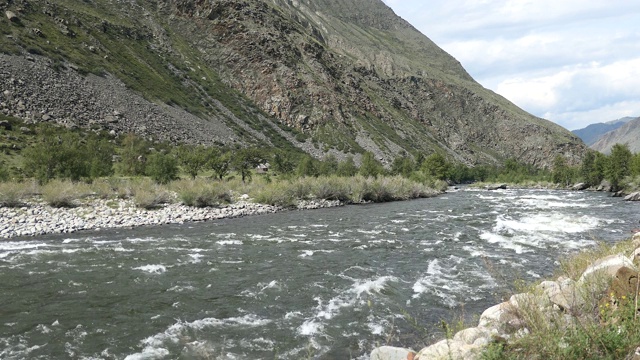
(0, 181, 31, 207)
(170, 179, 231, 207)
(250, 175, 441, 206)
(42, 180, 92, 207)
(129, 178, 174, 209)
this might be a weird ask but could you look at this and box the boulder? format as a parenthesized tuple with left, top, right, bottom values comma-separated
(478, 301, 523, 334)
(5, 11, 19, 22)
(453, 327, 490, 345)
(625, 192, 640, 201)
(486, 184, 507, 191)
(538, 278, 583, 312)
(370, 346, 416, 360)
(0, 120, 11, 131)
(580, 254, 636, 282)
(572, 183, 588, 191)
(415, 339, 480, 360)
(612, 190, 625, 198)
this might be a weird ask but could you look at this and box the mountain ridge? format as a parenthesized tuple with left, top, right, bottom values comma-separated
(0, 0, 586, 167)
(591, 117, 640, 154)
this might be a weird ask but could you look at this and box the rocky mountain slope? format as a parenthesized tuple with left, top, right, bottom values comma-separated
(591, 117, 640, 154)
(572, 117, 633, 146)
(0, 0, 586, 167)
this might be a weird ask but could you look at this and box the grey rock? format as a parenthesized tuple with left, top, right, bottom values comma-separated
(624, 192, 640, 201)
(572, 182, 588, 191)
(370, 346, 416, 360)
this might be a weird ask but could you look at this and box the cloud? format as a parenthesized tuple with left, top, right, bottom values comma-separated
(494, 59, 640, 129)
(383, 0, 640, 129)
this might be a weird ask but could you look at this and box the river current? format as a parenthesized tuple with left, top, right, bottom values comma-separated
(1, 188, 639, 359)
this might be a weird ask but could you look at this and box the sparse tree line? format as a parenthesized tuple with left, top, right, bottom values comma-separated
(551, 143, 640, 192)
(2, 123, 639, 195)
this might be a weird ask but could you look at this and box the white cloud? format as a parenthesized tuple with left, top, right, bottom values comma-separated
(383, 0, 640, 129)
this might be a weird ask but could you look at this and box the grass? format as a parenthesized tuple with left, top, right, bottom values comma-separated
(0, 181, 32, 207)
(170, 178, 231, 207)
(479, 237, 640, 360)
(41, 179, 92, 207)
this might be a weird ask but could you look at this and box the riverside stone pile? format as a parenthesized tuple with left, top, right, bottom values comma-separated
(0, 197, 342, 239)
(371, 233, 640, 360)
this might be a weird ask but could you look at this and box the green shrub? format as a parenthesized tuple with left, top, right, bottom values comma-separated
(42, 180, 91, 208)
(310, 176, 351, 201)
(251, 181, 296, 207)
(146, 152, 178, 184)
(172, 179, 231, 207)
(0, 181, 28, 207)
(130, 179, 173, 209)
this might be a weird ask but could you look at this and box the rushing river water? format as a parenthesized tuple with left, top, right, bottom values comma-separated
(1, 188, 639, 359)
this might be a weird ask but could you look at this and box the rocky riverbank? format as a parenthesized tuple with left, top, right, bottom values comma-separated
(0, 196, 342, 239)
(371, 233, 640, 360)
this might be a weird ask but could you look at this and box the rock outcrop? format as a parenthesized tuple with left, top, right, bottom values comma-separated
(0, 0, 586, 166)
(371, 234, 640, 360)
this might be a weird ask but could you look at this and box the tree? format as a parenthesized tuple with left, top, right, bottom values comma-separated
(232, 148, 262, 183)
(631, 153, 640, 177)
(391, 155, 415, 178)
(422, 153, 450, 180)
(296, 155, 318, 177)
(580, 151, 604, 187)
(118, 133, 148, 176)
(209, 149, 232, 181)
(359, 152, 383, 178)
(146, 151, 178, 184)
(606, 143, 632, 191)
(271, 150, 295, 176)
(318, 154, 338, 176)
(337, 156, 358, 177)
(178, 145, 209, 179)
(23, 126, 89, 183)
(86, 135, 115, 179)
(551, 155, 573, 186)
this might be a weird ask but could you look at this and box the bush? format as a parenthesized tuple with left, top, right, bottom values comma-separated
(130, 179, 173, 209)
(251, 182, 297, 207)
(146, 152, 178, 184)
(310, 176, 351, 201)
(171, 179, 231, 207)
(0, 181, 28, 207)
(42, 180, 91, 208)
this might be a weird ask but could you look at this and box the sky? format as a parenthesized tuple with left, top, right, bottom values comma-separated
(381, 0, 640, 130)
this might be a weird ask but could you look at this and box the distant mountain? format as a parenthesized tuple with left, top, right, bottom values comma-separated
(591, 117, 640, 154)
(572, 117, 635, 145)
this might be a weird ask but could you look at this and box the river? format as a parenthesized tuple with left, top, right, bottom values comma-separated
(1, 188, 639, 359)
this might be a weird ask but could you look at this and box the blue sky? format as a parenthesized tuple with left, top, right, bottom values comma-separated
(381, 0, 640, 130)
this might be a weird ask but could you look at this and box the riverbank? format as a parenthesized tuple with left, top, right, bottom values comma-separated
(372, 234, 640, 360)
(0, 195, 346, 239)
(0, 175, 444, 239)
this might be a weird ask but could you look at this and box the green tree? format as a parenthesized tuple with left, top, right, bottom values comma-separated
(422, 153, 450, 180)
(359, 152, 383, 178)
(232, 148, 262, 183)
(318, 154, 338, 176)
(606, 143, 632, 191)
(146, 151, 178, 184)
(580, 151, 605, 187)
(296, 155, 318, 177)
(86, 136, 115, 178)
(391, 155, 415, 178)
(631, 153, 640, 177)
(23, 126, 89, 183)
(209, 150, 232, 181)
(551, 155, 573, 185)
(118, 133, 148, 176)
(337, 156, 358, 177)
(178, 145, 209, 179)
(271, 150, 296, 176)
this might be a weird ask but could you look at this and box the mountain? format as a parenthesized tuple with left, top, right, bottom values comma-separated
(572, 117, 635, 146)
(591, 117, 640, 154)
(0, 0, 586, 167)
